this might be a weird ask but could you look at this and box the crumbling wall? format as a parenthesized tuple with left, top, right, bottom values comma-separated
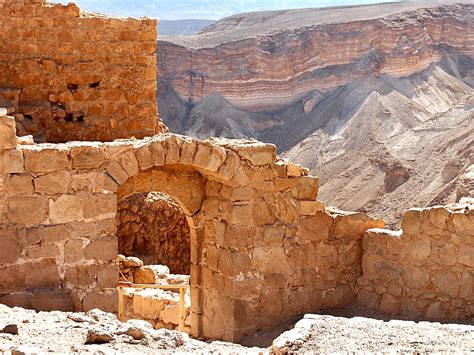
(357, 202, 474, 321)
(0, 0, 165, 142)
(0, 114, 384, 342)
(117, 192, 191, 274)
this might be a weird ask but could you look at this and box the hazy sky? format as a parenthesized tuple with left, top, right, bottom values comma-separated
(54, 0, 400, 20)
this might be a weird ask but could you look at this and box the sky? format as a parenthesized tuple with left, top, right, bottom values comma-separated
(54, 0, 402, 20)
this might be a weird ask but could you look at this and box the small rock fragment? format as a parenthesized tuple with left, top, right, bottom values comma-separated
(85, 328, 114, 344)
(2, 324, 18, 335)
(116, 326, 145, 340)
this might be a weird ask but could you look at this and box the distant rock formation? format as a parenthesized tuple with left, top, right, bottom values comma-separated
(158, 20, 215, 36)
(157, 2, 474, 225)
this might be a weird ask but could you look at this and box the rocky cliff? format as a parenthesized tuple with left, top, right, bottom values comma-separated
(157, 2, 474, 225)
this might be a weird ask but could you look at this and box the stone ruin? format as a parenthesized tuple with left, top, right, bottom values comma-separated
(0, 0, 473, 344)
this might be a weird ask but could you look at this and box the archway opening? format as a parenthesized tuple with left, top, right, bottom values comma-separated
(117, 191, 191, 274)
(116, 190, 193, 333)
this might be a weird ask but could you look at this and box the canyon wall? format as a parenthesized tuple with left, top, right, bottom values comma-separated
(0, 0, 165, 142)
(357, 201, 474, 320)
(158, 3, 473, 112)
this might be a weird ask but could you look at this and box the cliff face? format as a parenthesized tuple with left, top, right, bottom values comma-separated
(157, 2, 474, 225)
(158, 3, 473, 113)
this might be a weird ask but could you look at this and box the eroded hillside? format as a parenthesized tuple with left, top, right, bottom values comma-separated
(157, 2, 474, 225)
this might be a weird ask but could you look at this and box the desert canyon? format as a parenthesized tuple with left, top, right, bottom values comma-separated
(0, 0, 472, 353)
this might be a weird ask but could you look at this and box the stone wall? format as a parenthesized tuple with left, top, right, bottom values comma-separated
(357, 201, 474, 321)
(0, 0, 165, 142)
(0, 113, 385, 342)
(117, 192, 191, 274)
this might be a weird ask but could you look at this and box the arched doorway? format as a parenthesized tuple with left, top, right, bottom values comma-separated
(114, 164, 206, 335)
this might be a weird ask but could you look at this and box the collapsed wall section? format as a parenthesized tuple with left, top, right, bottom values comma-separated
(0, 0, 165, 142)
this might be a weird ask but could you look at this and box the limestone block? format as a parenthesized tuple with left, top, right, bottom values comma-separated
(180, 139, 197, 165)
(95, 172, 119, 193)
(70, 144, 105, 170)
(458, 245, 474, 267)
(232, 141, 276, 166)
(7, 196, 48, 225)
(160, 304, 180, 325)
(433, 272, 460, 297)
(26, 244, 60, 259)
(135, 145, 153, 171)
(132, 289, 176, 319)
(134, 265, 170, 284)
(2, 149, 24, 174)
(97, 264, 119, 288)
(82, 291, 117, 313)
(105, 160, 129, 185)
(149, 140, 165, 166)
(298, 200, 324, 216)
(401, 209, 422, 234)
(118, 151, 139, 178)
(229, 204, 254, 226)
(407, 237, 432, 261)
(23, 146, 69, 173)
(0, 227, 21, 264)
(61, 239, 84, 263)
(294, 176, 319, 200)
(287, 162, 309, 177)
(0, 114, 17, 150)
(194, 143, 226, 172)
(164, 136, 181, 164)
(84, 236, 117, 261)
(34, 171, 70, 194)
(7, 174, 33, 195)
(49, 195, 83, 224)
(82, 193, 116, 219)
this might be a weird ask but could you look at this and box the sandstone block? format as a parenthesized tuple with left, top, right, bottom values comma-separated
(458, 245, 474, 267)
(95, 172, 119, 193)
(287, 162, 309, 177)
(49, 195, 83, 224)
(34, 171, 70, 194)
(294, 176, 319, 200)
(134, 265, 170, 284)
(7, 174, 33, 195)
(82, 291, 117, 313)
(0, 228, 22, 264)
(132, 289, 176, 319)
(105, 160, 129, 185)
(164, 136, 181, 164)
(0, 114, 17, 150)
(64, 239, 84, 263)
(70, 144, 105, 170)
(433, 273, 460, 297)
(233, 141, 276, 166)
(160, 304, 180, 325)
(298, 200, 324, 215)
(83, 193, 116, 219)
(7, 196, 48, 225)
(149, 140, 165, 166)
(2, 149, 24, 174)
(135, 145, 153, 171)
(26, 244, 60, 259)
(180, 139, 197, 165)
(401, 209, 422, 234)
(379, 294, 400, 314)
(118, 151, 139, 178)
(23, 146, 69, 173)
(84, 236, 117, 261)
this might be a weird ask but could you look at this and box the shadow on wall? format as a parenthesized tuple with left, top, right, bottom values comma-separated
(117, 191, 191, 274)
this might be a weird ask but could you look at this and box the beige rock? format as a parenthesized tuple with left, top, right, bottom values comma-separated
(34, 171, 70, 194)
(134, 265, 171, 284)
(49, 195, 83, 224)
(0, 114, 17, 150)
(7, 196, 48, 225)
(23, 147, 69, 173)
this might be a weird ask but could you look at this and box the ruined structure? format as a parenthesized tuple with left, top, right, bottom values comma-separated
(0, 0, 472, 345)
(0, 0, 166, 142)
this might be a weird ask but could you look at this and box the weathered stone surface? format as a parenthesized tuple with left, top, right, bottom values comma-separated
(358, 201, 474, 321)
(134, 265, 171, 284)
(7, 197, 48, 225)
(23, 147, 69, 173)
(0, 114, 17, 151)
(49, 195, 83, 224)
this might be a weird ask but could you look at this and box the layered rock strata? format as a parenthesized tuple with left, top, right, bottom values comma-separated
(158, 3, 473, 112)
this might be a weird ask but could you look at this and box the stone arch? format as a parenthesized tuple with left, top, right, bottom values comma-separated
(104, 134, 250, 338)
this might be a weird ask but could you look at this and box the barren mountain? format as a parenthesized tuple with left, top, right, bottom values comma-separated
(157, 2, 474, 226)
